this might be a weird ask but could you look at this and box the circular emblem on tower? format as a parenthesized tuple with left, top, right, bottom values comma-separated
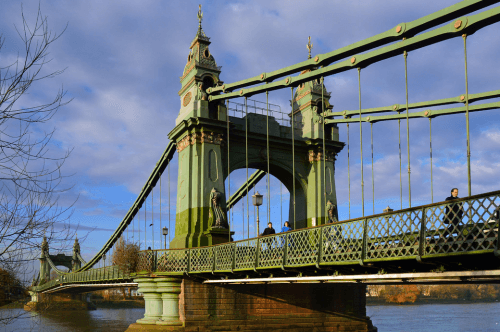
(183, 92, 192, 107)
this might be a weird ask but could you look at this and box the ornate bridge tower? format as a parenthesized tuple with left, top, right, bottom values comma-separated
(169, 6, 230, 248)
(169, 8, 344, 249)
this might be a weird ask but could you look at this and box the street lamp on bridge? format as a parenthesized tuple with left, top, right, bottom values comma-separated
(252, 191, 263, 235)
(162, 227, 168, 249)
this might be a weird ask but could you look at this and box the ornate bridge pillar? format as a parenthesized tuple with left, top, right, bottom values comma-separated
(156, 277, 183, 326)
(134, 277, 163, 324)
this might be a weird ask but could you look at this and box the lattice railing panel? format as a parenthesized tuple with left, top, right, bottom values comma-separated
(190, 247, 213, 273)
(423, 194, 500, 256)
(235, 239, 257, 270)
(215, 243, 234, 271)
(156, 249, 189, 273)
(287, 228, 320, 266)
(257, 236, 282, 268)
(321, 220, 363, 263)
(366, 210, 421, 260)
(137, 250, 155, 272)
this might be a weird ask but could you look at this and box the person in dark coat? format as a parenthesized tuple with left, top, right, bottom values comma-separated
(443, 188, 463, 237)
(260, 222, 276, 236)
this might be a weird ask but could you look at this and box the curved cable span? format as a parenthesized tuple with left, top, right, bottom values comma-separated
(46, 256, 69, 275)
(76, 252, 87, 265)
(74, 141, 177, 272)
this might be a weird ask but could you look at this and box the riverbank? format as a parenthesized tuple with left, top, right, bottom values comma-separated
(367, 296, 500, 305)
(0, 300, 26, 309)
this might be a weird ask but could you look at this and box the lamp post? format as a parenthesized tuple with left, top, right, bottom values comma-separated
(162, 227, 168, 249)
(252, 191, 263, 236)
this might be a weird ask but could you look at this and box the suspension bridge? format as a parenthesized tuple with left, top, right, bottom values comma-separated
(28, 1, 500, 331)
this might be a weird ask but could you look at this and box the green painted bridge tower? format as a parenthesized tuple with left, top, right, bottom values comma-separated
(169, 8, 344, 249)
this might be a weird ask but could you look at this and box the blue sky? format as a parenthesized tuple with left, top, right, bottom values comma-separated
(2, 0, 500, 265)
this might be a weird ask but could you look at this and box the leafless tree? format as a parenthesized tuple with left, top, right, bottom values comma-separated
(0, 5, 77, 324)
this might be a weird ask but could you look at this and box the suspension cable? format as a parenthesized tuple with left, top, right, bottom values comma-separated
(404, 49, 411, 208)
(322, 76, 327, 224)
(429, 118, 433, 203)
(398, 117, 402, 210)
(358, 68, 364, 217)
(227, 99, 231, 242)
(463, 34, 471, 197)
(138, 207, 140, 249)
(152, 186, 154, 250)
(291, 87, 296, 227)
(160, 174, 162, 249)
(168, 162, 171, 244)
(371, 122, 374, 215)
(245, 97, 249, 239)
(266, 90, 270, 227)
(347, 122, 350, 219)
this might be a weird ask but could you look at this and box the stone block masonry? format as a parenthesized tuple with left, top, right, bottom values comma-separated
(182, 278, 376, 332)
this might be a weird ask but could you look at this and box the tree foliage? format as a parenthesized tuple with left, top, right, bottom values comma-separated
(381, 285, 421, 304)
(0, 5, 74, 280)
(111, 237, 139, 273)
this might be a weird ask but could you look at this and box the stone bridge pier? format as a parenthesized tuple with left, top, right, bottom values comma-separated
(126, 276, 376, 332)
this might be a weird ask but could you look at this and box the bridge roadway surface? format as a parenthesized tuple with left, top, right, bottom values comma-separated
(31, 189, 500, 294)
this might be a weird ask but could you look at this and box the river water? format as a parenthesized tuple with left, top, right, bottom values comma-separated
(2, 302, 500, 331)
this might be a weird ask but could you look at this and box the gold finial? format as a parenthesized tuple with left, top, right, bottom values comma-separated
(307, 36, 313, 60)
(197, 4, 203, 31)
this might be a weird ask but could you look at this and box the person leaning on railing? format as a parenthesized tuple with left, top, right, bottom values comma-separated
(260, 222, 276, 236)
(280, 221, 292, 248)
(442, 188, 464, 238)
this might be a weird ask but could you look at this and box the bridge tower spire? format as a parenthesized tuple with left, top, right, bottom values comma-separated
(39, 236, 51, 284)
(292, 45, 341, 226)
(169, 5, 230, 248)
(72, 237, 81, 271)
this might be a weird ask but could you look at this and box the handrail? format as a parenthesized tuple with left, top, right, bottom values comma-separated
(135, 189, 500, 275)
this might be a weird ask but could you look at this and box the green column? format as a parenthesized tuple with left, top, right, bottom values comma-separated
(306, 151, 337, 226)
(134, 277, 162, 325)
(156, 277, 183, 326)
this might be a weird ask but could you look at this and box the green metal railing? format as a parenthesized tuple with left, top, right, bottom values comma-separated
(136, 190, 500, 274)
(31, 265, 131, 292)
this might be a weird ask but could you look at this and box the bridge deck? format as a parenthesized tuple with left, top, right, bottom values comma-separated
(31, 190, 500, 293)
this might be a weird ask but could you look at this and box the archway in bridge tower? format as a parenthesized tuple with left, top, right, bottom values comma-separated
(225, 168, 294, 241)
(223, 98, 343, 232)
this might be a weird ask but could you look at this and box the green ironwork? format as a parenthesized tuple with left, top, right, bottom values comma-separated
(208, 0, 498, 97)
(327, 89, 500, 118)
(208, 3, 500, 101)
(429, 118, 433, 203)
(31, 190, 500, 293)
(358, 68, 364, 216)
(404, 50, 411, 208)
(327, 101, 500, 124)
(31, 1, 500, 295)
(463, 34, 472, 197)
(125, 190, 500, 276)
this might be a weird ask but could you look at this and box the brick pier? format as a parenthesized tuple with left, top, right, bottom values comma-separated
(126, 277, 376, 332)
